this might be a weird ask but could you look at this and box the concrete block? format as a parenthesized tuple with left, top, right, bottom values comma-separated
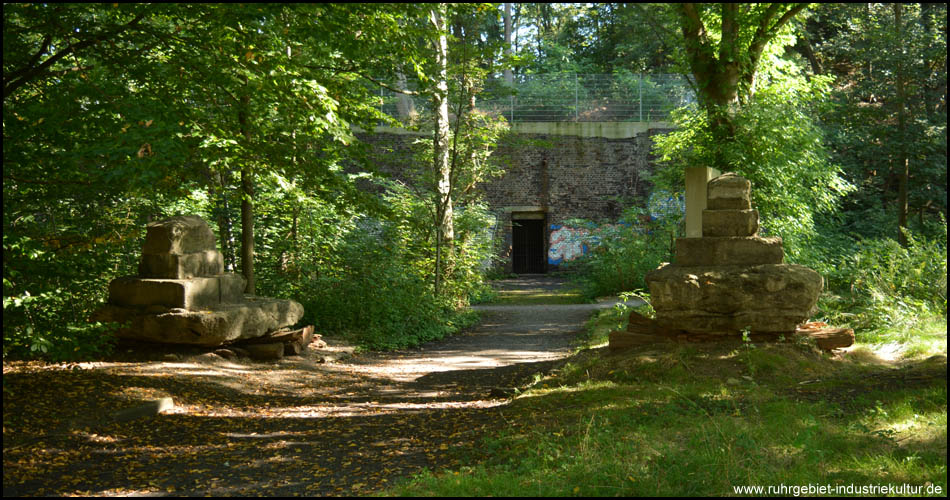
(93, 297, 305, 346)
(707, 173, 751, 208)
(702, 209, 759, 237)
(675, 236, 784, 266)
(141, 215, 217, 255)
(685, 167, 720, 238)
(139, 250, 224, 279)
(108, 274, 243, 310)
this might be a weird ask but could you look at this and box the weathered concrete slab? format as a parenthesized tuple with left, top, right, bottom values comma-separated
(702, 209, 759, 237)
(93, 296, 305, 346)
(141, 215, 217, 256)
(108, 274, 245, 311)
(706, 172, 751, 210)
(138, 250, 225, 279)
(646, 262, 823, 334)
(675, 236, 783, 267)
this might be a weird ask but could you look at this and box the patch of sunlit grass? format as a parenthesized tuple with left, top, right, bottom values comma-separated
(492, 289, 587, 305)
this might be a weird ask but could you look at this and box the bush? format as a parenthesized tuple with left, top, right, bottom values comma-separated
(253, 181, 492, 351)
(565, 205, 679, 299)
(802, 217, 947, 332)
(3, 233, 124, 361)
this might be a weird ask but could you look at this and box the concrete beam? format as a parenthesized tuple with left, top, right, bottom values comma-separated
(684, 167, 721, 238)
(511, 121, 672, 139)
(355, 122, 673, 139)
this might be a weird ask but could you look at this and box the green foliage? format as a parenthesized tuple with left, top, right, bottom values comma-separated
(813, 3, 948, 238)
(2, 234, 124, 360)
(653, 73, 854, 255)
(564, 206, 679, 300)
(302, 194, 477, 349)
(3, 3, 502, 359)
(805, 217, 948, 333)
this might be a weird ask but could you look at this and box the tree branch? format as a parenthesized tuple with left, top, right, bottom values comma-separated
(719, 3, 738, 63)
(3, 12, 148, 100)
(748, 3, 807, 65)
(301, 64, 422, 96)
(679, 4, 707, 41)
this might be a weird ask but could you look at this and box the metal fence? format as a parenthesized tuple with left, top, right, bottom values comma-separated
(378, 73, 694, 123)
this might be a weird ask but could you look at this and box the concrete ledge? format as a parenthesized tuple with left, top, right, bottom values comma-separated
(511, 121, 672, 138)
(502, 206, 545, 214)
(356, 122, 673, 139)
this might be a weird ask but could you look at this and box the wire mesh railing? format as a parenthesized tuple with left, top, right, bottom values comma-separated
(378, 73, 694, 123)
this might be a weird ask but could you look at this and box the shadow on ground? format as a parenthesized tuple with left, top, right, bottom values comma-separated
(3, 276, 612, 497)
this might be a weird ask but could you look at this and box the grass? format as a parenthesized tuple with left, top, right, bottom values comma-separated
(489, 286, 588, 306)
(383, 309, 948, 496)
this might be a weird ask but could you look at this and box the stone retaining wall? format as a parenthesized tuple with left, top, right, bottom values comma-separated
(356, 126, 671, 272)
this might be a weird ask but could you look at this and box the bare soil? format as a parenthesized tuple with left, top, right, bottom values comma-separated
(2, 276, 625, 497)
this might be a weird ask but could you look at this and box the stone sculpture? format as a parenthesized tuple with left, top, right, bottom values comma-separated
(93, 215, 304, 346)
(645, 173, 823, 335)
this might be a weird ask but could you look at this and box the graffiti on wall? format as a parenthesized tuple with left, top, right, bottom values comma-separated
(548, 225, 590, 265)
(548, 223, 633, 266)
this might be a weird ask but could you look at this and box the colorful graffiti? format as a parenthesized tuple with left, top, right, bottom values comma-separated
(648, 190, 685, 221)
(548, 225, 590, 265)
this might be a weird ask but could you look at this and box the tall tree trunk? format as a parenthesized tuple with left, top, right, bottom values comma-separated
(894, 3, 910, 247)
(240, 166, 255, 294)
(212, 170, 237, 272)
(238, 92, 255, 294)
(431, 4, 452, 296)
(504, 3, 513, 86)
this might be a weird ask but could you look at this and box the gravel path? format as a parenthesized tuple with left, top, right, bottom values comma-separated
(349, 275, 631, 391)
(3, 275, 638, 497)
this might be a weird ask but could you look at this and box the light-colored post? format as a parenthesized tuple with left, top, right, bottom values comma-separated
(684, 167, 721, 238)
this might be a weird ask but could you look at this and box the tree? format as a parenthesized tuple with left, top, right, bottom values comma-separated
(2, 3, 443, 357)
(675, 3, 807, 170)
(431, 4, 453, 295)
(650, 3, 854, 253)
(806, 3, 947, 240)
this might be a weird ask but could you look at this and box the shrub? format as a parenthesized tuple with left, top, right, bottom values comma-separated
(3, 233, 123, 361)
(565, 205, 679, 299)
(804, 217, 947, 332)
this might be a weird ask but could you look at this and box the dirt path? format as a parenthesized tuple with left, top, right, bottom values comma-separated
(3, 276, 630, 497)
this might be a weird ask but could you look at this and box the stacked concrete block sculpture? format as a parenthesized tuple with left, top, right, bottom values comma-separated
(93, 215, 303, 346)
(645, 173, 823, 334)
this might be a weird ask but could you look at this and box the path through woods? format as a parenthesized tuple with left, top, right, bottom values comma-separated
(3, 276, 633, 496)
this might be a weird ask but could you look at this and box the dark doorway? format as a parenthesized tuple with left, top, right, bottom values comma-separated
(512, 218, 546, 274)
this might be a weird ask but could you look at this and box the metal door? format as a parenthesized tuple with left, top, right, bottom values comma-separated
(512, 219, 546, 274)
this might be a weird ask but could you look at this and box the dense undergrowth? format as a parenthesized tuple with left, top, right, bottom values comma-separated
(564, 209, 947, 344)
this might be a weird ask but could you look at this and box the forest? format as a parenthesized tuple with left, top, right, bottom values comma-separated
(3, 3, 947, 497)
